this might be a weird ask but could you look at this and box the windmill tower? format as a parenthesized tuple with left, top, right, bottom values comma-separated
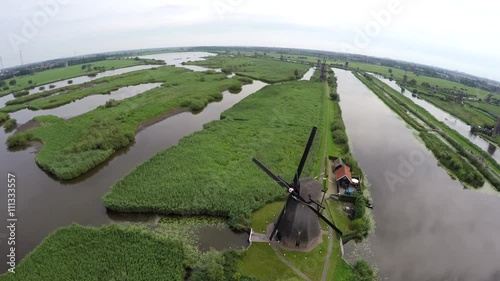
(253, 127, 343, 249)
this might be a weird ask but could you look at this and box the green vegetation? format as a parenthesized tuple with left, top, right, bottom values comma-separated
(351, 260, 377, 281)
(346, 61, 500, 132)
(0, 223, 259, 281)
(6, 69, 242, 180)
(0, 112, 8, 123)
(3, 118, 17, 130)
(326, 71, 373, 243)
(186, 55, 310, 83)
(12, 90, 29, 98)
(239, 243, 302, 281)
(0, 59, 160, 98)
(355, 72, 495, 190)
(5, 131, 33, 148)
(0, 224, 187, 281)
(104, 81, 324, 229)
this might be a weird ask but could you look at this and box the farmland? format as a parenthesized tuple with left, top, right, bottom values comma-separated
(6, 68, 243, 180)
(0, 59, 162, 97)
(185, 55, 310, 83)
(104, 80, 325, 229)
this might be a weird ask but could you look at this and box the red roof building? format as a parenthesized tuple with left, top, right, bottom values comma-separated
(334, 165, 352, 184)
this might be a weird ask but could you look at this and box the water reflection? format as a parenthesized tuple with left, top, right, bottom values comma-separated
(12, 83, 161, 125)
(335, 68, 500, 281)
(372, 74, 499, 162)
(0, 77, 265, 273)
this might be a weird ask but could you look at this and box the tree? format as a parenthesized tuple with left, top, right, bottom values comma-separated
(352, 260, 377, 281)
(28, 80, 33, 84)
(354, 195, 366, 219)
(0, 81, 5, 87)
(388, 68, 392, 73)
(408, 79, 417, 86)
(81, 64, 86, 70)
(294, 69, 299, 78)
(9, 79, 16, 86)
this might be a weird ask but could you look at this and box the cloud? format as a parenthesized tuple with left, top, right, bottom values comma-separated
(0, 0, 498, 80)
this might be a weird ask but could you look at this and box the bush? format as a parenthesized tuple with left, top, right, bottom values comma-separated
(104, 99, 120, 108)
(0, 112, 8, 123)
(13, 90, 29, 98)
(332, 130, 348, 144)
(329, 92, 338, 100)
(3, 118, 17, 130)
(6, 132, 33, 148)
(351, 259, 377, 281)
(354, 195, 366, 219)
(180, 98, 206, 111)
(221, 68, 232, 74)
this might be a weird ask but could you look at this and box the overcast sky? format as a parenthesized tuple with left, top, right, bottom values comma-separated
(1, 0, 499, 80)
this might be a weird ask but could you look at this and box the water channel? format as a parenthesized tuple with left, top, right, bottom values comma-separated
(374, 74, 499, 162)
(335, 68, 500, 281)
(0, 53, 262, 273)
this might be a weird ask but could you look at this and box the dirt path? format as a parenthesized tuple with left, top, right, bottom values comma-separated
(271, 246, 312, 281)
(320, 229, 334, 281)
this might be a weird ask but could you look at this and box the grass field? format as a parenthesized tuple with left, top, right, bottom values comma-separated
(7, 69, 242, 180)
(104, 81, 324, 229)
(0, 224, 187, 281)
(0, 59, 161, 98)
(186, 55, 310, 83)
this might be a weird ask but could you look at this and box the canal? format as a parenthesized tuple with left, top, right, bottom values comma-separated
(0, 53, 262, 274)
(335, 68, 500, 281)
(374, 74, 499, 162)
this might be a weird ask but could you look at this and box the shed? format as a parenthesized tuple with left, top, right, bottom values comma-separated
(335, 165, 352, 190)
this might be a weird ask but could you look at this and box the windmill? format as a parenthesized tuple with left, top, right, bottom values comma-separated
(252, 127, 343, 249)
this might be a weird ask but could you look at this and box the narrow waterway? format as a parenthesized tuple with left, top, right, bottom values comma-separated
(0, 64, 265, 274)
(374, 74, 499, 162)
(335, 69, 500, 281)
(27, 64, 162, 95)
(300, 67, 315, 81)
(11, 83, 161, 125)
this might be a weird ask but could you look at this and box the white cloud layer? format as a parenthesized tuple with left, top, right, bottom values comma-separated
(0, 0, 498, 80)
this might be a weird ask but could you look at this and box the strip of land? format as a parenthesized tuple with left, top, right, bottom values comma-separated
(354, 72, 499, 191)
(6, 69, 243, 180)
(0, 58, 163, 98)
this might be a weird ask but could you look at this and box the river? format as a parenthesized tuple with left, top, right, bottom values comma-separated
(0, 53, 262, 274)
(374, 74, 499, 162)
(334, 68, 500, 281)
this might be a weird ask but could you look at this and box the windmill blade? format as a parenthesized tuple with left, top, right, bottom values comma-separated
(270, 194, 293, 241)
(252, 158, 289, 189)
(293, 127, 318, 186)
(306, 205, 343, 236)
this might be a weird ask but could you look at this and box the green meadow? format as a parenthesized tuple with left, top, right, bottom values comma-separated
(104, 81, 325, 229)
(0, 59, 159, 97)
(186, 55, 310, 83)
